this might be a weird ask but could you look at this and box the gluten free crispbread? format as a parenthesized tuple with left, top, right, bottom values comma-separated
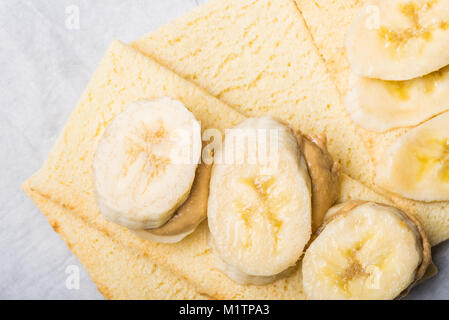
(24, 38, 397, 299)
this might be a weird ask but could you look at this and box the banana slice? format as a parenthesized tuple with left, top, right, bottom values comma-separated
(208, 117, 312, 285)
(346, 66, 449, 132)
(133, 163, 212, 243)
(302, 201, 431, 300)
(93, 97, 202, 230)
(376, 111, 449, 201)
(346, 0, 449, 80)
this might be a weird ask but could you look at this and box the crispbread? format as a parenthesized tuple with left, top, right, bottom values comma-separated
(295, 0, 449, 245)
(131, 0, 375, 185)
(24, 39, 398, 299)
(22, 183, 206, 300)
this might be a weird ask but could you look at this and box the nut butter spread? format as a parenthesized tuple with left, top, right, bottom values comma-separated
(141, 163, 212, 237)
(296, 133, 341, 232)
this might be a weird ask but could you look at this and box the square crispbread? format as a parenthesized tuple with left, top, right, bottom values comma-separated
(24, 39, 395, 299)
(295, 0, 449, 245)
(22, 183, 206, 300)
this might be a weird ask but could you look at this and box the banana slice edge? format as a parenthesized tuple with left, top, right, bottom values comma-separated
(345, 68, 449, 132)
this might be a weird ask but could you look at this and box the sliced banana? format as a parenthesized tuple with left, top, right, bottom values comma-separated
(208, 117, 312, 285)
(346, 0, 449, 80)
(302, 201, 431, 300)
(346, 66, 449, 132)
(133, 163, 212, 243)
(93, 97, 202, 230)
(376, 111, 449, 201)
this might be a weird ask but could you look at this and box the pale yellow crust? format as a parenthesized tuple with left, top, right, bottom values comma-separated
(22, 182, 208, 300)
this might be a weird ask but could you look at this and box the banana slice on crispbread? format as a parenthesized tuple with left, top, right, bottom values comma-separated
(208, 117, 312, 285)
(24, 38, 401, 299)
(303, 201, 431, 300)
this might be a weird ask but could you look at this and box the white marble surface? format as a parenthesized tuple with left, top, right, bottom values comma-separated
(1, 0, 448, 299)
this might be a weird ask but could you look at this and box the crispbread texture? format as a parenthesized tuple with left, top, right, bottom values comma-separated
(295, 0, 449, 245)
(131, 0, 375, 185)
(293, 0, 360, 94)
(25, 39, 395, 299)
(22, 183, 206, 300)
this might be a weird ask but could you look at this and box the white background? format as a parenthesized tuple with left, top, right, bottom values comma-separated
(1, 0, 448, 299)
